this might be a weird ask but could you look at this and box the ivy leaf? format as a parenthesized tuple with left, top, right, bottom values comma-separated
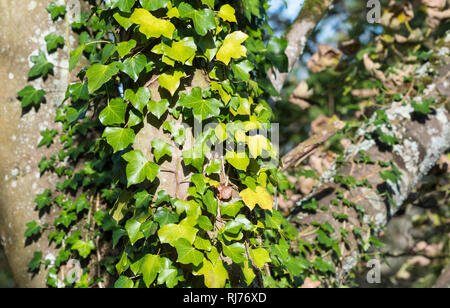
(122, 150, 159, 186)
(140, 0, 168, 11)
(29, 50, 54, 79)
(197, 215, 213, 231)
(202, 190, 218, 216)
(28, 251, 42, 272)
(159, 70, 186, 96)
(99, 98, 127, 126)
(38, 129, 58, 148)
(115, 276, 134, 288)
(114, 12, 133, 30)
(178, 87, 223, 121)
(116, 252, 130, 275)
(242, 0, 260, 21)
(220, 201, 244, 218)
(162, 37, 197, 65)
(239, 186, 273, 212)
(124, 87, 151, 113)
(103, 127, 135, 152)
(225, 151, 250, 171)
(158, 219, 198, 246)
(231, 60, 254, 81)
(69, 45, 85, 72)
(130, 8, 175, 39)
(174, 238, 204, 266)
(86, 62, 120, 93)
(74, 194, 90, 213)
(105, 0, 135, 12)
(151, 139, 172, 163)
(117, 39, 137, 58)
(119, 54, 147, 82)
(201, 0, 215, 7)
(148, 99, 169, 119)
(72, 240, 96, 258)
(44, 34, 64, 53)
(46, 2, 66, 21)
(25, 221, 41, 237)
(134, 191, 152, 209)
(139, 254, 162, 287)
(154, 207, 179, 226)
(191, 173, 206, 195)
(247, 135, 270, 158)
(17, 86, 46, 108)
(194, 259, 228, 288)
(34, 189, 52, 210)
(222, 242, 246, 263)
(125, 218, 144, 245)
(224, 214, 254, 234)
(179, 3, 216, 36)
(250, 248, 271, 269)
(218, 4, 237, 23)
(216, 31, 249, 65)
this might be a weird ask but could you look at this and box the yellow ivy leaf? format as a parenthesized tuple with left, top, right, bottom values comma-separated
(234, 130, 247, 143)
(216, 31, 248, 65)
(225, 151, 249, 171)
(247, 135, 270, 158)
(194, 259, 228, 288)
(205, 177, 220, 188)
(240, 186, 273, 212)
(158, 70, 186, 96)
(214, 123, 227, 143)
(167, 7, 180, 18)
(218, 4, 237, 23)
(130, 9, 175, 39)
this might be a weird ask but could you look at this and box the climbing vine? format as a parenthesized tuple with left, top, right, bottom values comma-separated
(18, 0, 449, 288)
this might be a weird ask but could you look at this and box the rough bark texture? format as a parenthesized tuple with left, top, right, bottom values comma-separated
(0, 0, 77, 287)
(288, 57, 450, 279)
(435, 264, 450, 288)
(268, 0, 334, 93)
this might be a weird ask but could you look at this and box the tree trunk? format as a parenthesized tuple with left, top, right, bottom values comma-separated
(0, 0, 77, 287)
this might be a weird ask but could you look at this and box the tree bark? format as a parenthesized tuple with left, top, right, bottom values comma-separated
(0, 0, 77, 287)
(268, 0, 334, 94)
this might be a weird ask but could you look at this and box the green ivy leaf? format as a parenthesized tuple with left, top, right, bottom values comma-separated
(117, 39, 137, 58)
(124, 87, 151, 113)
(174, 238, 204, 266)
(25, 221, 41, 237)
(154, 207, 179, 226)
(125, 218, 144, 245)
(72, 240, 96, 258)
(194, 259, 228, 288)
(114, 276, 134, 288)
(122, 150, 160, 186)
(140, 0, 169, 11)
(38, 129, 58, 148)
(86, 62, 120, 93)
(69, 45, 85, 72)
(158, 219, 198, 246)
(222, 242, 246, 263)
(231, 60, 254, 81)
(44, 34, 64, 53)
(178, 3, 216, 36)
(250, 247, 271, 269)
(197, 215, 213, 231)
(220, 201, 244, 218)
(46, 2, 66, 21)
(28, 251, 42, 272)
(105, 0, 135, 13)
(17, 86, 46, 108)
(148, 99, 169, 119)
(139, 254, 162, 287)
(134, 190, 152, 209)
(29, 50, 54, 79)
(103, 127, 135, 152)
(178, 87, 223, 121)
(116, 252, 130, 275)
(119, 54, 147, 82)
(151, 139, 172, 163)
(160, 37, 197, 65)
(99, 98, 127, 126)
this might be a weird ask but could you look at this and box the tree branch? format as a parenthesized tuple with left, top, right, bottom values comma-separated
(268, 0, 335, 94)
